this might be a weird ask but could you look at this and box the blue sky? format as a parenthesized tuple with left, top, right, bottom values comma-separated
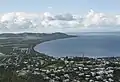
(0, 0, 120, 14)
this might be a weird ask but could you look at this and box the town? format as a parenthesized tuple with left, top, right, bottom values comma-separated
(0, 33, 120, 82)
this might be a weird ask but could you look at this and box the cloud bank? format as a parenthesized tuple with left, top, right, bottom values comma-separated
(0, 10, 120, 33)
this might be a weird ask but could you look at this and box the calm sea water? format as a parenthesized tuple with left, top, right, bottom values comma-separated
(34, 35, 120, 57)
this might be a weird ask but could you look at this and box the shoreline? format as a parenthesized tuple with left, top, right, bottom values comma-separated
(33, 36, 77, 57)
(33, 36, 120, 58)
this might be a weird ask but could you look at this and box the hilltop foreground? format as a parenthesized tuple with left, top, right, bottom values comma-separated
(0, 33, 120, 82)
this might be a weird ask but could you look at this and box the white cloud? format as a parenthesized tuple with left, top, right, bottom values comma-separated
(82, 10, 120, 27)
(54, 13, 75, 21)
(0, 10, 120, 33)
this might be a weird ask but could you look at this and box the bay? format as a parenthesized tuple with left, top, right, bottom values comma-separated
(34, 35, 120, 57)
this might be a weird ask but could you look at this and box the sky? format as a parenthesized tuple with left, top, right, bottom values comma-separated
(0, 0, 120, 33)
(0, 0, 120, 14)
